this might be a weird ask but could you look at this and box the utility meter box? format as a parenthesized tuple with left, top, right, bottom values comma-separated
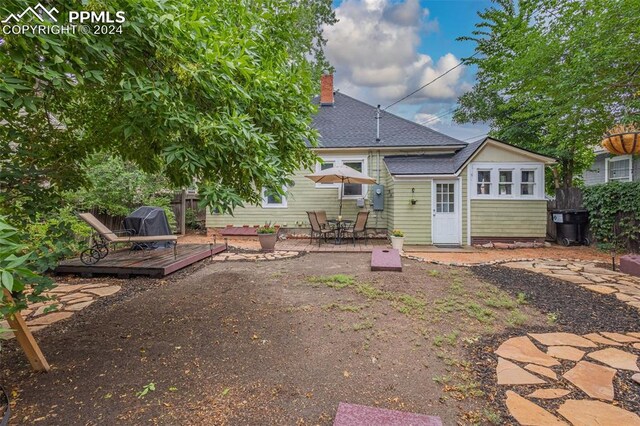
(372, 184, 384, 211)
(356, 198, 365, 208)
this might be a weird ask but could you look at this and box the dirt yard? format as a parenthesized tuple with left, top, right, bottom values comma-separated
(1, 253, 560, 425)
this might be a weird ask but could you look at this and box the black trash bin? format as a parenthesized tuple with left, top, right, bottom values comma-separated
(551, 209, 590, 246)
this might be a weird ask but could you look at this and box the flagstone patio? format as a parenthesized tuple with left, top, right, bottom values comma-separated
(494, 331, 640, 425)
(1, 282, 122, 337)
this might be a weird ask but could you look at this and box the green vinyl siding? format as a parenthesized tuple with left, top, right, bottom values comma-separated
(470, 199, 547, 237)
(390, 180, 431, 244)
(207, 150, 390, 230)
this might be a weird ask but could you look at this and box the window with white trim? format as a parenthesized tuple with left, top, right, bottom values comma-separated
(261, 187, 287, 208)
(521, 170, 536, 196)
(315, 161, 336, 187)
(498, 170, 513, 195)
(470, 163, 544, 199)
(477, 170, 491, 195)
(606, 156, 632, 182)
(342, 160, 364, 197)
(315, 157, 368, 198)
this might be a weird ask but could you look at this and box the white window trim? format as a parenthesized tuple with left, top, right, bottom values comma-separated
(314, 160, 339, 188)
(261, 186, 288, 209)
(315, 156, 369, 199)
(605, 155, 632, 183)
(520, 169, 537, 198)
(470, 162, 545, 200)
(498, 168, 515, 197)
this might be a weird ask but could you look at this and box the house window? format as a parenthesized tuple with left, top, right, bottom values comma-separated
(471, 163, 544, 200)
(499, 170, 513, 195)
(606, 156, 632, 182)
(521, 170, 536, 195)
(262, 187, 287, 208)
(342, 161, 364, 197)
(477, 170, 491, 195)
(315, 161, 336, 187)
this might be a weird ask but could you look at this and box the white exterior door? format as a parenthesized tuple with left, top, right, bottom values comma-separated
(432, 181, 460, 245)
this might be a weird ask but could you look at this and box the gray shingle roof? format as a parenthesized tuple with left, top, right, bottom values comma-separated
(311, 92, 464, 148)
(384, 139, 485, 175)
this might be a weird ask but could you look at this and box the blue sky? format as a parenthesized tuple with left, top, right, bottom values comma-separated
(325, 0, 492, 141)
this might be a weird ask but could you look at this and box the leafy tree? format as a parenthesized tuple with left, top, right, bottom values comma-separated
(1, 0, 336, 221)
(455, 0, 640, 189)
(70, 153, 174, 217)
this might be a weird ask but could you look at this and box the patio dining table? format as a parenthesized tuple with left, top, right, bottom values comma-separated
(328, 219, 353, 245)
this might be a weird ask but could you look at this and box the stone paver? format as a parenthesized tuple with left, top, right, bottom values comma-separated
(82, 286, 121, 297)
(0, 282, 124, 339)
(524, 364, 557, 380)
(633, 373, 640, 384)
(497, 358, 547, 385)
(504, 391, 567, 426)
(600, 332, 640, 343)
(495, 336, 560, 367)
(587, 347, 639, 372)
(581, 284, 617, 294)
(563, 361, 616, 401)
(500, 260, 640, 311)
(557, 400, 640, 426)
(28, 311, 75, 326)
(212, 250, 300, 262)
(529, 332, 596, 348)
(546, 346, 584, 361)
(65, 300, 94, 311)
(527, 389, 571, 399)
(583, 333, 622, 346)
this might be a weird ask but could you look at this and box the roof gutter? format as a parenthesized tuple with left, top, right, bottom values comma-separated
(312, 145, 466, 153)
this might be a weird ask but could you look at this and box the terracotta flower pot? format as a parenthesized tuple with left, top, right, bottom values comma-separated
(601, 125, 640, 155)
(258, 233, 278, 252)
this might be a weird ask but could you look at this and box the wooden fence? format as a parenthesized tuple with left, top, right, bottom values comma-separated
(546, 187, 584, 241)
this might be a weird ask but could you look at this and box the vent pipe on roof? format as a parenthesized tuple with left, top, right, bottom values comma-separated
(375, 105, 381, 142)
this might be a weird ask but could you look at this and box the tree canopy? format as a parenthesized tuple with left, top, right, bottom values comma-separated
(455, 0, 640, 189)
(0, 0, 336, 221)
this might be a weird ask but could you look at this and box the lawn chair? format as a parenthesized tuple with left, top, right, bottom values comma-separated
(78, 213, 178, 265)
(315, 210, 332, 230)
(307, 211, 335, 246)
(342, 211, 370, 246)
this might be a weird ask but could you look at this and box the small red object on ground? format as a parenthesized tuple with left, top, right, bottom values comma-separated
(620, 254, 640, 277)
(333, 402, 441, 426)
(371, 248, 402, 272)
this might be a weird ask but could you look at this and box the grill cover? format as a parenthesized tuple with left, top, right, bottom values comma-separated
(123, 206, 173, 248)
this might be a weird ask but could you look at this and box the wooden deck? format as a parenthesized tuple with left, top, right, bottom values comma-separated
(56, 244, 227, 278)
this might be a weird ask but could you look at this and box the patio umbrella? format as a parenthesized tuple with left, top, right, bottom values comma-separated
(305, 164, 377, 216)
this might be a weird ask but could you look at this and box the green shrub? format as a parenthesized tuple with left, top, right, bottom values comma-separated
(583, 181, 640, 253)
(22, 206, 92, 272)
(185, 207, 203, 230)
(0, 216, 55, 317)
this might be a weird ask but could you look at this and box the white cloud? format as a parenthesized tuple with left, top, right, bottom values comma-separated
(324, 0, 467, 108)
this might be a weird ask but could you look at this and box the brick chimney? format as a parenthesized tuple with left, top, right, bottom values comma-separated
(320, 74, 334, 106)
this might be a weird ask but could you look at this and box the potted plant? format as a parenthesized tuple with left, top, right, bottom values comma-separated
(257, 222, 278, 252)
(390, 229, 405, 251)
